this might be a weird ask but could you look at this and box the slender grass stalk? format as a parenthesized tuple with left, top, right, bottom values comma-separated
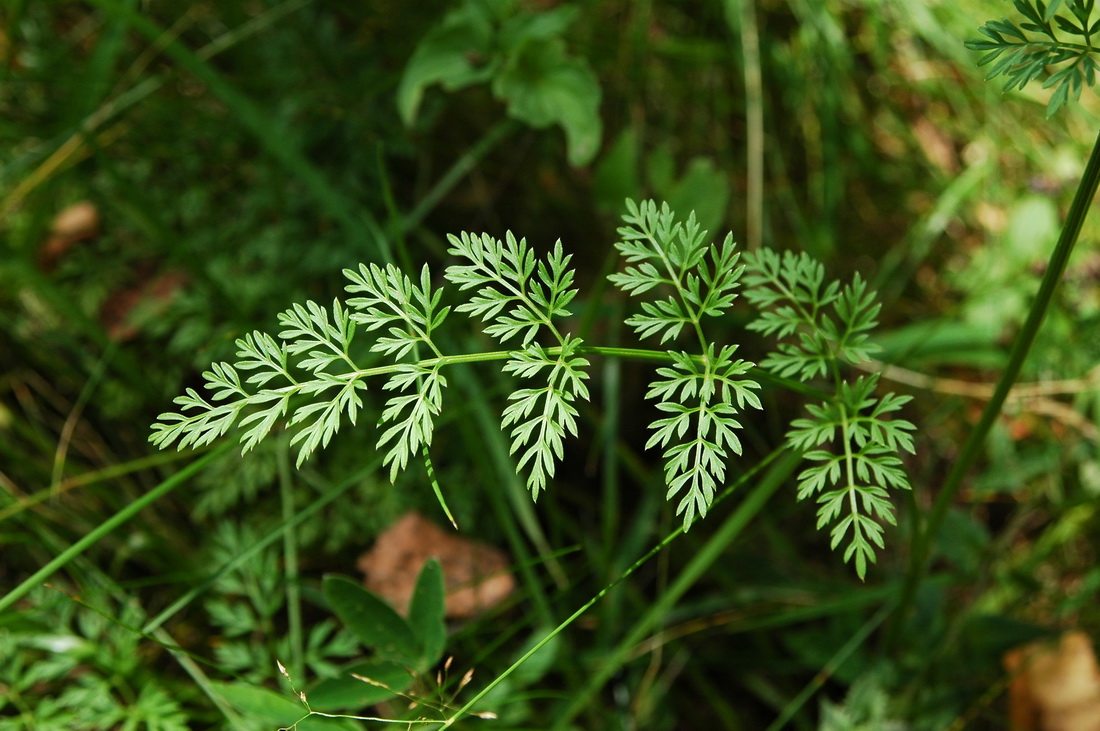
(0, 442, 231, 613)
(725, 0, 764, 251)
(278, 440, 304, 681)
(599, 308, 623, 578)
(435, 446, 795, 729)
(399, 120, 519, 237)
(454, 365, 562, 620)
(142, 456, 379, 634)
(87, 0, 392, 264)
(551, 449, 801, 730)
(889, 129, 1100, 644)
(766, 603, 893, 731)
(50, 343, 116, 491)
(0, 450, 191, 523)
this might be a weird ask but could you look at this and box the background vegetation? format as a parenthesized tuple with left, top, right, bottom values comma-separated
(3, 0, 1100, 728)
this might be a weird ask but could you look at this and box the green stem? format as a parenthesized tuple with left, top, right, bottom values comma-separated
(0, 450, 192, 524)
(278, 441, 304, 681)
(549, 448, 800, 730)
(889, 128, 1100, 644)
(437, 447, 794, 728)
(88, 0, 392, 264)
(143, 456, 379, 634)
(766, 602, 894, 731)
(399, 120, 518, 237)
(726, 0, 764, 251)
(353, 345, 821, 395)
(0, 442, 233, 614)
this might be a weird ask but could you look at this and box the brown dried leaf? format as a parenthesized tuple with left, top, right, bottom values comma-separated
(40, 201, 101, 269)
(100, 270, 188, 341)
(357, 512, 514, 619)
(1006, 631, 1100, 731)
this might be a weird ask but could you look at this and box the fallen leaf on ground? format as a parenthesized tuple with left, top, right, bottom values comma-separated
(40, 200, 100, 268)
(1006, 630, 1100, 731)
(357, 512, 514, 619)
(100, 270, 188, 341)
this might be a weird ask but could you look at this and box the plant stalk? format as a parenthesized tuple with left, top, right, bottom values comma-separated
(889, 129, 1100, 645)
(437, 446, 796, 729)
(0, 443, 232, 614)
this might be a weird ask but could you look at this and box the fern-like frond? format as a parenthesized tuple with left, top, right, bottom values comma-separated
(746, 246, 913, 578)
(964, 0, 1100, 115)
(344, 262, 449, 358)
(446, 231, 589, 496)
(377, 364, 446, 482)
(744, 249, 877, 381)
(149, 199, 919, 581)
(288, 373, 367, 466)
(786, 376, 915, 579)
(501, 338, 590, 498)
(150, 300, 367, 466)
(644, 346, 761, 528)
(445, 232, 577, 345)
(610, 199, 744, 344)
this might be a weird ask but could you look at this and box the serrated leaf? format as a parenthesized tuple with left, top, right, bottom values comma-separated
(500, 339, 590, 497)
(644, 346, 761, 529)
(967, 1, 1100, 115)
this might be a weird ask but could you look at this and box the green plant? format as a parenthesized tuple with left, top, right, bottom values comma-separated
(397, 0, 602, 167)
(0, 587, 191, 731)
(890, 0, 1100, 645)
(15, 2, 1100, 728)
(742, 250, 915, 578)
(966, 0, 1100, 114)
(150, 199, 915, 579)
(209, 562, 448, 728)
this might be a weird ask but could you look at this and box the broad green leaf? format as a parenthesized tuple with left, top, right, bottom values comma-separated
(492, 36, 602, 166)
(396, 5, 496, 125)
(323, 575, 418, 666)
(408, 559, 446, 667)
(499, 5, 579, 48)
(593, 126, 641, 210)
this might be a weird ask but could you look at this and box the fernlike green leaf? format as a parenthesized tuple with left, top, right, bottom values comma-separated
(377, 365, 445, 482)
(967, 0, 1100, 115)
(644, 347, 760, 529)
(501, 339, 590, 498)
(345, 262, 448, 355)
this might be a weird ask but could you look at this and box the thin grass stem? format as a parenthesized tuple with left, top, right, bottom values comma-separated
(889, 128, 1100, 645)
(278, 439, 304, 681)
(550, 448, 801, 729)
(0, 442, 232, 613)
